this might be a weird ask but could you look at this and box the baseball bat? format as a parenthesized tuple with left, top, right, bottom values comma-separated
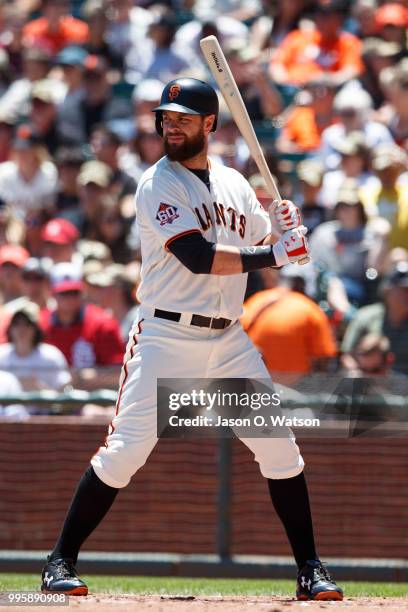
(199, 35, 310, 265)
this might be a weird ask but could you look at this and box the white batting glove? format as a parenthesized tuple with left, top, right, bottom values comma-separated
(270, 199, 302, 232)
(272, 226, 311, 266)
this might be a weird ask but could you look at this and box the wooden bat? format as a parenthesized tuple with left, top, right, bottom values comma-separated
(199, 35, 310, 265)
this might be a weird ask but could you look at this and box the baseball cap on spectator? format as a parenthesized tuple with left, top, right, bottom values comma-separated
(87, 263, 133, 288)
(0, 244, 30, 268)
(22, 257, 52, 279)
(375, 3, 408, 28)
(12, 124, 43, 149)
(31, 79, 59, 105)
(78, 160, 112, 188)
(77, 239, 111, 263)
(55, 46, 88, 67)
(297, 160, 324, 187)
(132, 79, 164, 105)
(333, 87, 373, 113)
(50, 262, 83, 293)
(9, 301, 40, 327)
(41, 218, 79, 245)
(371, 144, 408, 171)
(336, 181, 362, 206)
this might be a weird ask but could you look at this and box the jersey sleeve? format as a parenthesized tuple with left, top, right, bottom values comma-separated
(246, 182, 271, 245)
(136, 172, 202, 251)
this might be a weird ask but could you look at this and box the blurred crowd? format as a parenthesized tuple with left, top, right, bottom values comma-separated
(0, 0, 406, 418)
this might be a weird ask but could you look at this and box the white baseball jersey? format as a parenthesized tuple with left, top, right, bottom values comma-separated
(135, 156, 271, 320)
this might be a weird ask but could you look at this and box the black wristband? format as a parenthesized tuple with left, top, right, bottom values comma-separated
(240, 245, 278, 272)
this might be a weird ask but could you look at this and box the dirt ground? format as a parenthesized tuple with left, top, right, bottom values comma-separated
(22, 594, 408, 612)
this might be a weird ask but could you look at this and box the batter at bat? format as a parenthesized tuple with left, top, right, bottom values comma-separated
(40, 77, 343, 602)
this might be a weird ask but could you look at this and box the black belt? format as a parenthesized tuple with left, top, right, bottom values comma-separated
(154, 309, 232, 330)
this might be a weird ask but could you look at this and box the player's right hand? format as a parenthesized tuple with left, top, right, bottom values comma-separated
(272, 226, 311, 266)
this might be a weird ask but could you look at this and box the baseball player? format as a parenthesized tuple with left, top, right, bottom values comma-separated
(41, 78, 343, 601)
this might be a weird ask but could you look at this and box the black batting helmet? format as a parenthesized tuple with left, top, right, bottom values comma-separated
(153, 77, 219, 136)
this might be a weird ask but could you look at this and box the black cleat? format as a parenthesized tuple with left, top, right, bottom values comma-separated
(296, 559, 343, 601)
(41, 557, 88, 596)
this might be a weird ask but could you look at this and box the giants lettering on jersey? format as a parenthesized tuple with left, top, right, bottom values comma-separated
(156, 203, 180, 226)
(194, 202, 246, 238)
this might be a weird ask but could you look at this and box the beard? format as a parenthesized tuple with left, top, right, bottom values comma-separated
(164, 129, 206, 162)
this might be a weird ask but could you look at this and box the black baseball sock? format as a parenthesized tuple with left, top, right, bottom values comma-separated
(268, 472, 318, 570)
(50, 466, 119, 565)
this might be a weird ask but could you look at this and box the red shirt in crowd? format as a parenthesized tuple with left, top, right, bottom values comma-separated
(40, 304, 124, 367)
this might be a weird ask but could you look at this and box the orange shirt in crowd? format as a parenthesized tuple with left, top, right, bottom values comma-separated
(23, 16, 89, 55)
(271, 28, 363, 86)
(241, 287, 337, 375)
(281, 106, 324, 151)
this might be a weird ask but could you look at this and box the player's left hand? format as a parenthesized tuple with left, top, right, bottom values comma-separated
(270, 199, 302, 232)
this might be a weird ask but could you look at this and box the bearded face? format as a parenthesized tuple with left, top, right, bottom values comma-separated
(163, 118, 206, 162)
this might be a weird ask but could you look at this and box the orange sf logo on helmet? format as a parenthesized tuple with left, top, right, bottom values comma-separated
(168, 84, 181, 101)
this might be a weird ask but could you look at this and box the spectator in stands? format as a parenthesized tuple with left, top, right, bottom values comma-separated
(223, 39, 282, 121)
(5, 257, 54, 315)
(0, 47, 52, 121)
(318, 85, 393, 170)
(90, 125, 137, 200)
(56, 46, 88, 146)
(125, 11, 191, 85)
(54, 147, 84, 216)
(0, 200, 25, 247)
(0, 302, 71, 395)
(310, 180, 390, 306)
(0, 112, 16, 163)
(93, 196, 133, 264)
(360, 144, 408, 249)
(40, 262, 124, 389)
(278, 79, 337, 153)
(126, 117, 163, 184)
(132, 79, 163, 122)
(360, 38, 403, 109)
(0, 244, 29, 304)
(80, 54, 132, 139)
(296, 160, 326, 233)
(341, 261, 408, 374)
(319, 132, 373, 209)
(377, 63, 408, 149)
(375, 2, 408, 45)
(0, 124, 57, 220)
(87, 263, 140, 342)
(270, 0, 364, 87)
(22, 0, 89, 55)
(106, 0, 153, 67)
(351, 0, 379, 40)
(249, 0, 310, 50)
(41, 218, 80, 264)
(343, 333, 395, 376)
(76, 160, 113, 238)
(81, 0, 118, 68)
(29, 79, 65, 155)
(241, 269, 337, 384)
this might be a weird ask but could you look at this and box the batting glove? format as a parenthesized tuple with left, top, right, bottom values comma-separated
(272, 226, 311, 266)
(270, 199, 302, 232)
